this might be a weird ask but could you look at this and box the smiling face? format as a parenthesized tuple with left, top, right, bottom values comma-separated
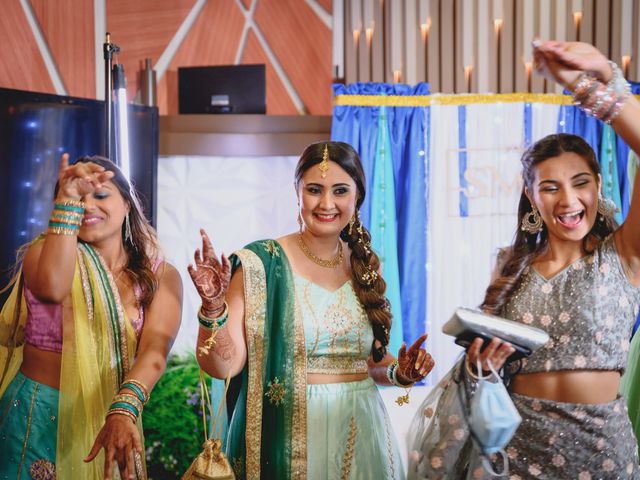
(525, 151, 600, 244)
(78, 180, 129, 245)
(297, 160, 358, 238)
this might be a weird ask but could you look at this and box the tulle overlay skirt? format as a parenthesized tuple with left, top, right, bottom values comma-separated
(0, 371, 58, 479)
(306, 377, 405, 480)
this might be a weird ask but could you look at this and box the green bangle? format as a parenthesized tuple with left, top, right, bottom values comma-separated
(120, 382, 148, 405)
(198, 303, 229, 329)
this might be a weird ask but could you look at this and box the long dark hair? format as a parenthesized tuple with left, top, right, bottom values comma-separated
(481, 134, 618, 315)
(56, 156, 162, 307)
(295, 141, 391, 362)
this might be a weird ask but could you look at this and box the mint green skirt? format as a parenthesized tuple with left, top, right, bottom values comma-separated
(0, 371, 58, 479)
(307, 377, 405, 479)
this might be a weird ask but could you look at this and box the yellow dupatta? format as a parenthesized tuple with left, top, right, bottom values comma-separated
(0, 241, 145, 479)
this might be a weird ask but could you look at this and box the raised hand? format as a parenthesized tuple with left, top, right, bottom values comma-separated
(57, 153, 114, 200)
(187, 229, 231, 317)
(396, 333, 435, 384)
(533, 40, 610, 90)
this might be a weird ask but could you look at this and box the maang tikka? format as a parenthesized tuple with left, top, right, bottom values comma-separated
(319, 144, 330, 178)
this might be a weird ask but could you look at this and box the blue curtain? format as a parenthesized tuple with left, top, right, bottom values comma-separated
(332, 82, 430, 353)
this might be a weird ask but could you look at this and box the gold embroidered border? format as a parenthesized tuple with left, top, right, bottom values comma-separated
(341, 416, 358, 480)
(306, 356, 368, 375)
(291, 286, 307, 479)
(235, 249, 267, 480)
(334, 92, 640, 107)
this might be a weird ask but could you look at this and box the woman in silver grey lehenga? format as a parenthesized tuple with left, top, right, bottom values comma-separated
(409, 40, 640, 479)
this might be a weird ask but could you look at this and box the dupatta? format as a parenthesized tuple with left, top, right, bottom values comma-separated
(0, 240, 145, 479)
(225, 240, 307, 480)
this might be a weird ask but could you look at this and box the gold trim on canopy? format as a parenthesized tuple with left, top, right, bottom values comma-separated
(333, 92, 640, 107)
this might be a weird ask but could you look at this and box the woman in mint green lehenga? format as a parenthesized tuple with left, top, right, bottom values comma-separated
(187, 141, 435, 479)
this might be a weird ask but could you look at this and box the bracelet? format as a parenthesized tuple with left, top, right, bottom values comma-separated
(113, 393, 144, 414)
(198, 303, 229, 330)
(106, 407, 138, 423)
(109, 401, 140, 418)
(386, 361, 416, 388)
(120, 379, 150, 405)
(48, 200, 85, 236)
(572, 61, 631, 125)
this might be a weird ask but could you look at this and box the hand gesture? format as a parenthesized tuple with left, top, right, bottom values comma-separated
(84, 414, 143, 480)
(57, 153, 114, 200)
(466, 337, 515, 374)
(187, 229, 231, 317)
(533, 40, 610, 91)
(396, 334, 435, 384)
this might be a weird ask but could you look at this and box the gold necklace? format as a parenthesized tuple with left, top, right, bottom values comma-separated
(296, 234, 343, 268)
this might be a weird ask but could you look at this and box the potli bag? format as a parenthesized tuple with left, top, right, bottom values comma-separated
(182, 371, 235, 480)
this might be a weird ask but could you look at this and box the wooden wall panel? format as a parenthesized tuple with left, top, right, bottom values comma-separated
(318, 0, 332, 13)
(107, 0, 196, 101)
(30, 0, 94, 98)
(157, 0, 244, 114)
(242, 30, 298, 114)
(255, 0, 332, 114)
(0, 0, 54, 94)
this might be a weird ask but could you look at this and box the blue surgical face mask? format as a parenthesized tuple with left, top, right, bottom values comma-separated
(469, 378, 521, 455)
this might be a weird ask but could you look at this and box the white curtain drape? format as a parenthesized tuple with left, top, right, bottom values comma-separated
(157, 155, 299, 353)
(425, 101, 561, 381)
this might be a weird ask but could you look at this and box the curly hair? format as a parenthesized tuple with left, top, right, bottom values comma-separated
(295, 141, 391, 362)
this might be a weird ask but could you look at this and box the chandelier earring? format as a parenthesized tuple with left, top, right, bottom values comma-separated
(597, 194, 617, 220)
(520, 205, 543, 234)
(124, 213, 133, 244)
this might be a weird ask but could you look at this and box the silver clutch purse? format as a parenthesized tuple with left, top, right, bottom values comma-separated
(442, 307, 550, 361)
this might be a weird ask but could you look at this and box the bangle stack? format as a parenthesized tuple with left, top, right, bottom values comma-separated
(571, 61, 631, 125)
(107, 379, 150, 423)
(48, 199, 85, 235)
(197, 303, 229, 330)
(386, 361, 415, 406)
(197, 303, 229, 357)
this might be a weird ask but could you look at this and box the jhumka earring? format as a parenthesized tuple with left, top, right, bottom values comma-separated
(319, 144, 330, 178)
(520, 206, 543, 234)
(297, 213, 303, 234)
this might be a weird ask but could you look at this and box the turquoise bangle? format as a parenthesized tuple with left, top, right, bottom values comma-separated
(47, 221, 80, 230)
(120, 382, 146, 404)
(54, 203, 85, 213)
(109, 401, 139, 417)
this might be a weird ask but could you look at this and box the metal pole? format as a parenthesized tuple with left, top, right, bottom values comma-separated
(103, 33, 120, 159)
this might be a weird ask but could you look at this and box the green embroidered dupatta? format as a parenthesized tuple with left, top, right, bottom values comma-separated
(226, 240, 307, 480)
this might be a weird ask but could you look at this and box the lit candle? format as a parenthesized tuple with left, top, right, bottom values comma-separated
(421, 17, 432, 81)
(464, 66, 473, 93)
(572, 0, 582, 40)
(622, 55, 631, 78)
(393, 70, 402, 83)
(462, 0, 474, 73)
(351, 0, 362, 81)
(525, 62, 533, 92)
(493, 0, 503, 93)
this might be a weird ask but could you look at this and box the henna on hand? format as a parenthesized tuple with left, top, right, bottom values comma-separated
(197, 323, 236, 364)
(397, 333, 434, 383)
(187, 229, 231, 314)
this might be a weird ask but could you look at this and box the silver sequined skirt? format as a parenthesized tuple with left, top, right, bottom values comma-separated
(508, 393, 640, 479)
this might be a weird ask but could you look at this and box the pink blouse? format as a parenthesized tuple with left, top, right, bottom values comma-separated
(24, 259, 163, 352)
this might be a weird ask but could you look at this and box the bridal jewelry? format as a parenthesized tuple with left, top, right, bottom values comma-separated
(296, 233, 343, 268)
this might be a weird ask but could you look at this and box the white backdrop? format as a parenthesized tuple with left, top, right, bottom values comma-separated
(426, 101, 561, 380)
(157, 155, 299, 354)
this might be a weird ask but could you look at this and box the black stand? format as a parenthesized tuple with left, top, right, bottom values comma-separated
(103, 33, 120, 160)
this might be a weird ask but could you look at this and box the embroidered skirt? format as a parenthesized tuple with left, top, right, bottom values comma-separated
(0, 371, 58, 479)
(507, 393, 640, 479)
(306, 377, 405, 480)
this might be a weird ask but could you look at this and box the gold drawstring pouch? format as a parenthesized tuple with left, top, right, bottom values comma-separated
(181, 370, 235, 480)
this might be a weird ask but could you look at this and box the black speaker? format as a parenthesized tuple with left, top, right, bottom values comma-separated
(178, 64, 266, 114)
